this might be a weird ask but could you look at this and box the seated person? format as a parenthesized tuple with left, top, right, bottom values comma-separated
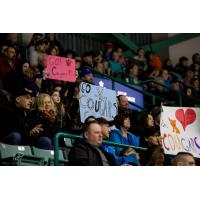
(145, 146, 165, 166)
(68, 121, 116, 166)
(139, 128, 163, 165)
(108, 51, 123, 77)
(97, 117, 138, 166)
(27, 93, 59, 149)
(0, 86, 35, 145)
(109, 114, 140, 165)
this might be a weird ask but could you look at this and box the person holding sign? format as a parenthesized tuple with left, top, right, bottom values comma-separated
(80, 68, 94, 84)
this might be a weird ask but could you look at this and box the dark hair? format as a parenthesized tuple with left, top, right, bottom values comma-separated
(35, 39, 49, 46)
(192, 53, 200, 62)
(84, 116, 96, 123)
(127, 61, 138, 72)
(82, 51, 93, 58)
(65, 49, 75, 57)
(27, 33, 43, 47)
(137, 48, 144, 53)
(92, 50, 101, 58)
(114, 113, 130, 129)
(151, 107, 161, 119)
(117, 95, 126, 102)
(140, 112, 154, 128)
(146, 146, 165, 166)
(179, 56, 188, 63)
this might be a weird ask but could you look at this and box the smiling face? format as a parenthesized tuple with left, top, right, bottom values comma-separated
(43, 96, 52, 112)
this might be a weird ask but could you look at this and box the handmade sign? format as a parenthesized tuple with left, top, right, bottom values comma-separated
(79, 82, 118, 122)
(160, 106, 200, 158)
(45, 55, 76, 82)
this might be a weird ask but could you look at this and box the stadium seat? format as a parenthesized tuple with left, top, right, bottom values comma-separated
(32, 146, 70, 166)
(64, 138, 74, 148)
(0, 142, 46, 166)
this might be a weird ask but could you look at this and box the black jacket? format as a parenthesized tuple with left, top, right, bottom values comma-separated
(0, 101, 30, 141)
(68, 139, 116, 166)
(26, 110, 60, 139)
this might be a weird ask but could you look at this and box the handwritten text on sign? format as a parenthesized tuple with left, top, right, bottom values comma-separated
(79, 82, 118, 123)
(45, 55, 76, 82)
(160, 106, 200, 158)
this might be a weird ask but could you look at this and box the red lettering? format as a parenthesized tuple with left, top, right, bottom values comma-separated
(162, 134, 170, 151)
(168, 134, 175, 151)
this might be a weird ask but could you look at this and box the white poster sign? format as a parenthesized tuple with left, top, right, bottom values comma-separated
(79, 82, 118, 123)
(160, 106, 200, 158)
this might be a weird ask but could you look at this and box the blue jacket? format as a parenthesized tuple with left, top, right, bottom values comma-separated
(100, 143, 139, 166)
(109, 129, 140, 165)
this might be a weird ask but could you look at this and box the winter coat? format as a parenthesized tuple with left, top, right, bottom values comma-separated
(109, 129, 140, 165)
(68, 139, 116, 166)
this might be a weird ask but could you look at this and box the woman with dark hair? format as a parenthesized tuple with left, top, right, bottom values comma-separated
(50, 89, 66, 130)
(138, 112, 158, 146)
(182, 86, 195, 107)
(109, 113, 140, 165)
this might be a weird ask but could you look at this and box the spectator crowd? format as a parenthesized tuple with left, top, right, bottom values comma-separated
(0, 33, 199, 166)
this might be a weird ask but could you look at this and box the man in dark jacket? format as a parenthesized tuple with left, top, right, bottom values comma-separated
(68, 121, 116, 166)
(0, 87, 34, 145)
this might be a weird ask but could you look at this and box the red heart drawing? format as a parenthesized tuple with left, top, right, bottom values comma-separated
(175, 109, 196, 131)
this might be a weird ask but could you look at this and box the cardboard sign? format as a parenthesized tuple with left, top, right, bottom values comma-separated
(160, 106, 200, 158)
(79, 82, 118, 123)
(45, 55, 76, 82)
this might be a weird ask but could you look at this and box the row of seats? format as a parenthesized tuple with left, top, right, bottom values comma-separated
(0, 138, 74, 166)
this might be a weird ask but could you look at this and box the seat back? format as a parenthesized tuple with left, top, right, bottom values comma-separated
(0, 142, 33, 159)
(32, 147, 69, 166)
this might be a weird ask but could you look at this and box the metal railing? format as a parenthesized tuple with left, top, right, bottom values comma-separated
(89, 68, 172, 108)
(142, 79, 200, 107)
(54, 132, 147, 166)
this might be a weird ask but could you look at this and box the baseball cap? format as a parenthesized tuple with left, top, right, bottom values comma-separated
(14, 87, 36, 98)
(96, 117, 114, 127)
(80, 68, 93, 76)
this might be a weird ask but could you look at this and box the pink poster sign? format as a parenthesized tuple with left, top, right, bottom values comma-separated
(45, 55, 76, 82)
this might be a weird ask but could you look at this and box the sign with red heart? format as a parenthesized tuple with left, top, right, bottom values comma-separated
(160, 106, 200, 158)
(175, 109, 196, 131)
